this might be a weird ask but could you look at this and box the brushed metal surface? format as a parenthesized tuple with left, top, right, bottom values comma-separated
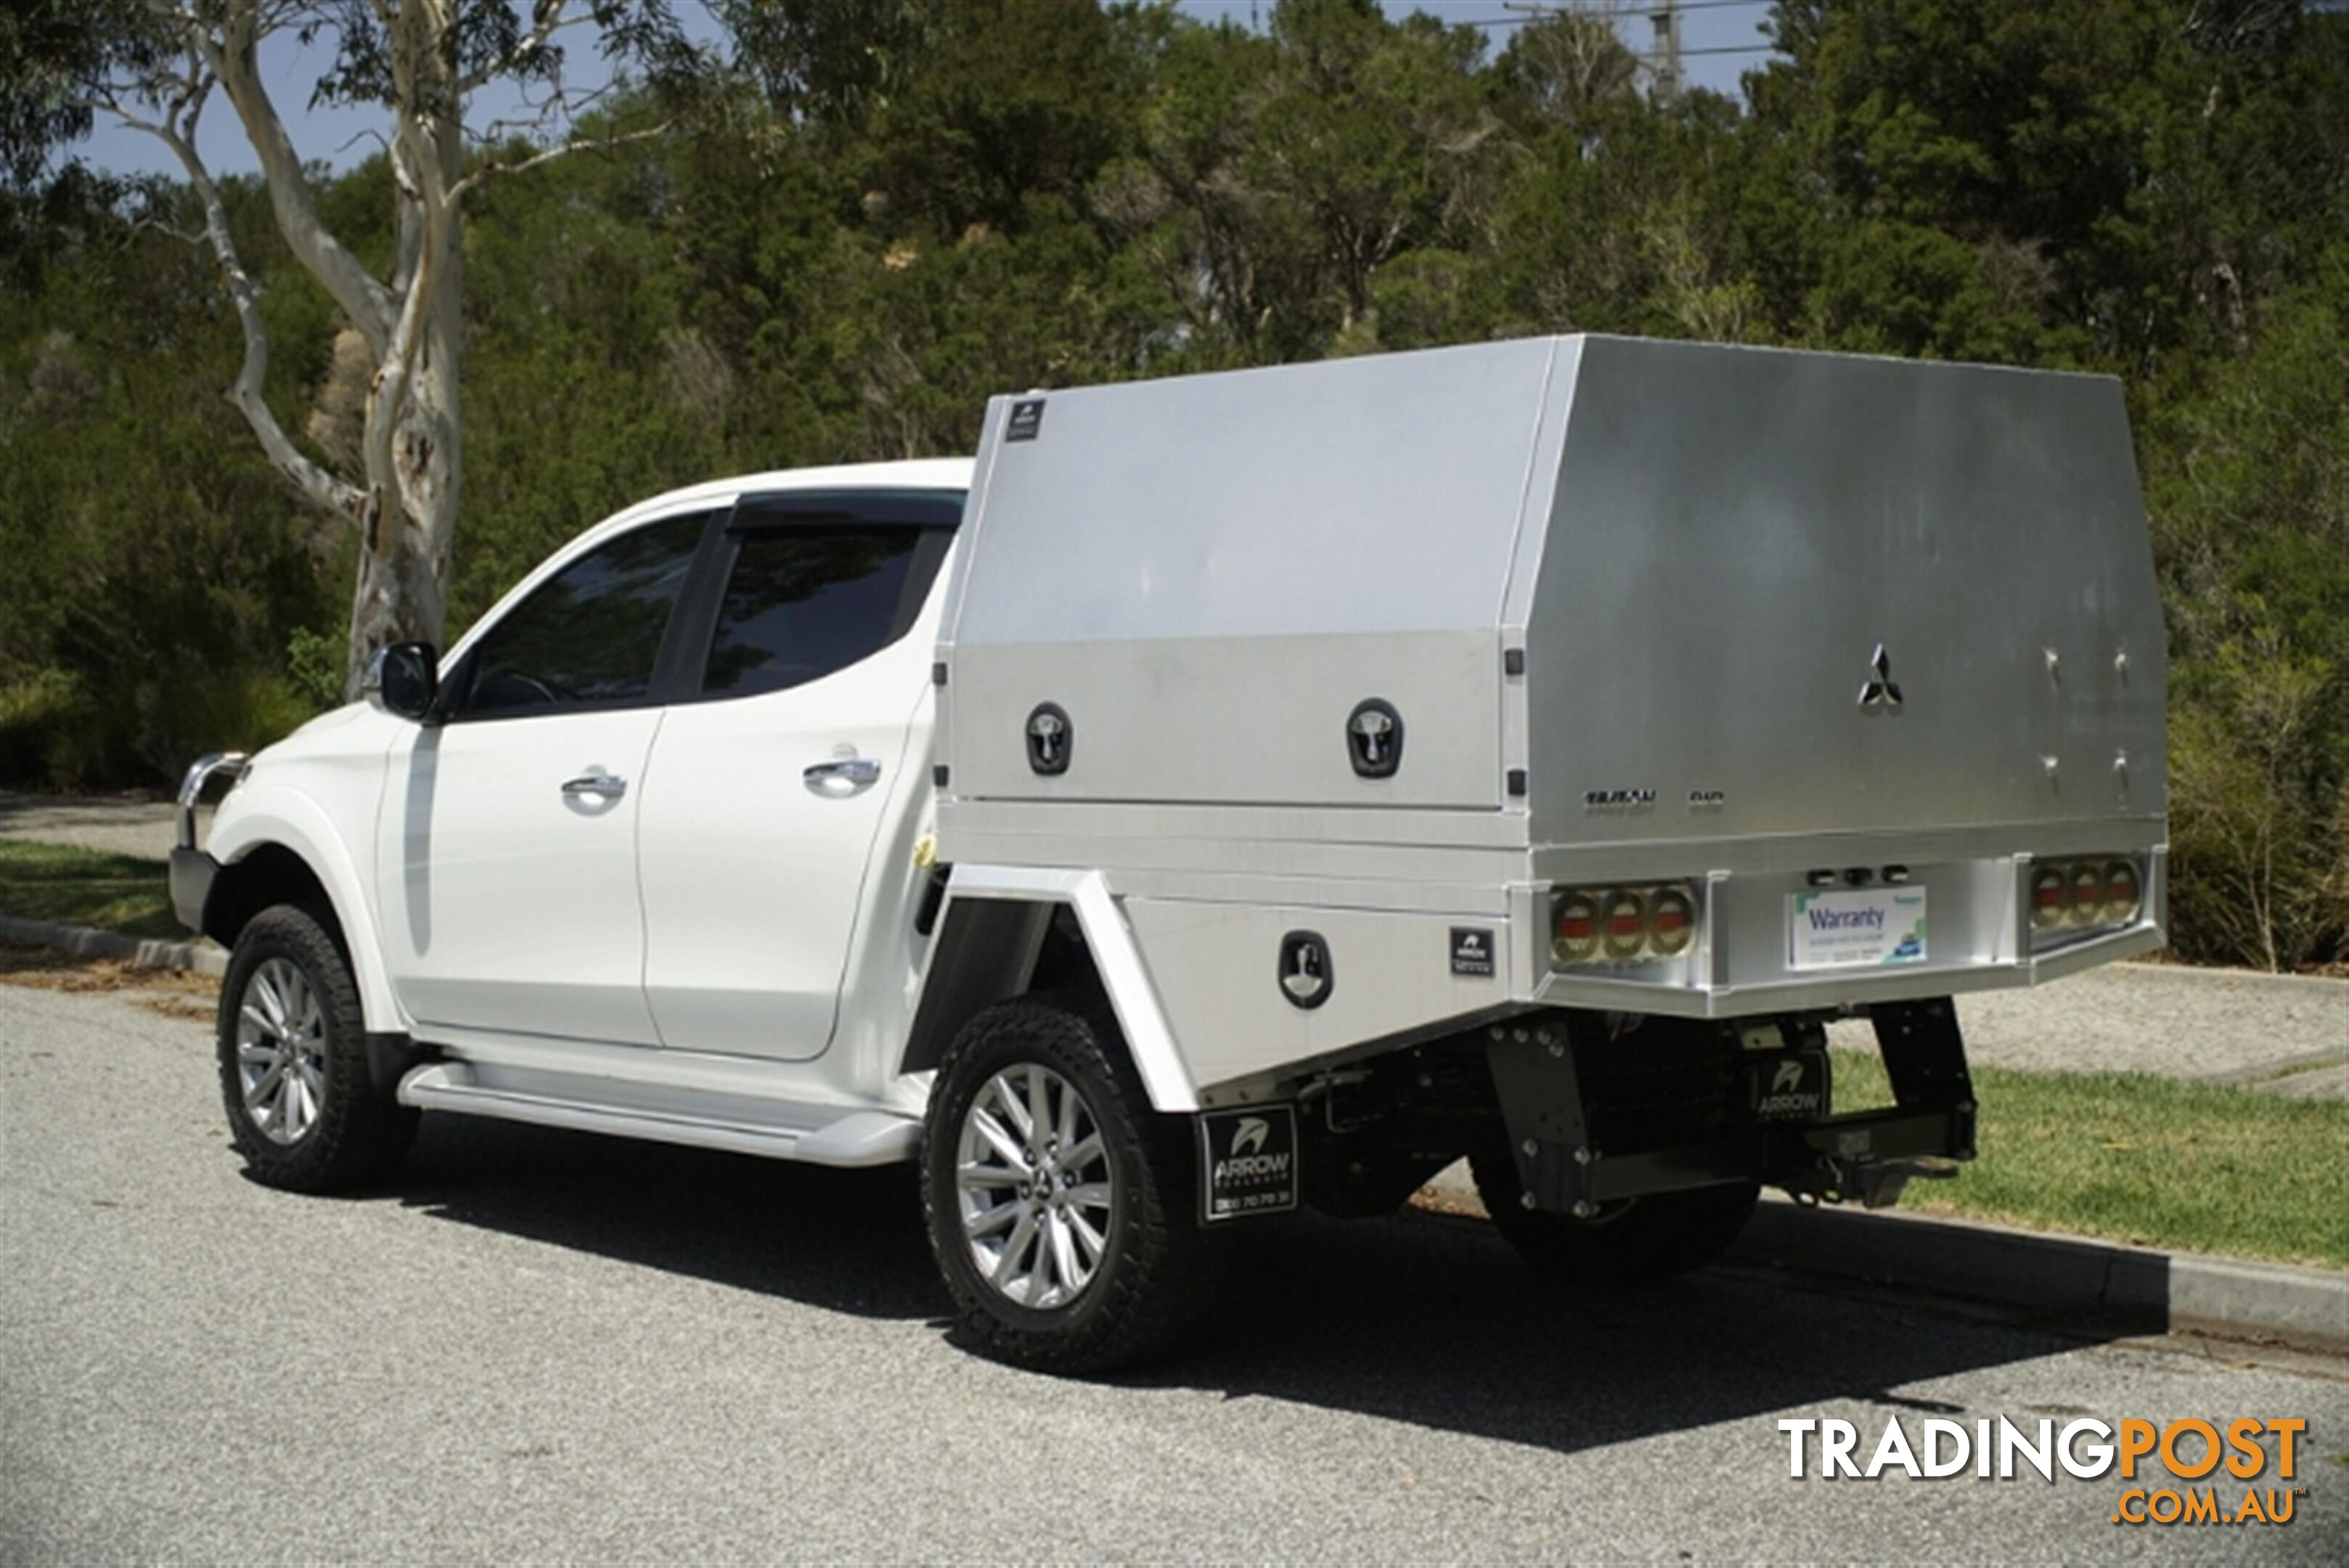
(931, 334, 2170, 1076)
(1120, 897, 1514, 1096)
(1517, 337, 2167, 846)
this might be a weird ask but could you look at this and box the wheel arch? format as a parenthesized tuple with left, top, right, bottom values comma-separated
(203, 788, 404, 1034)
(899, 868, 1198, 1113)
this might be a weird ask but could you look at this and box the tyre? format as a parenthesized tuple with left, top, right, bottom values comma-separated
(217, 904, 417, 1192)
(1469, 1153, 1757, 1285)
(920, 995, 1217, 1373)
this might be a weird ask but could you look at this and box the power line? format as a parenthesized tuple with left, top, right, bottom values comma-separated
(1172, 2, 1785, 68)
(1483, 0, 1770, 17)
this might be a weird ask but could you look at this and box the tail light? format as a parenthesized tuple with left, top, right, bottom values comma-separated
(1552, 882, 1700, 967)
(1648, 887, 1696, 957)
(2101, 860, 2141, 923)
(2029, 857, 2148, 939)
(1601, 889, 1647, 961)
(1552, 891, 1601, 964)
(2070, 864, 2105, 918)
(2030, 867, 2067, 930)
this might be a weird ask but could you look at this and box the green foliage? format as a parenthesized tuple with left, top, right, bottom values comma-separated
(3, 0, 2344, 968)
(0, 174, 342, 785)
(1832, 1048, 2349, 1270)
(0, 839, 176, 939)
(2143, 253, 2349, 968)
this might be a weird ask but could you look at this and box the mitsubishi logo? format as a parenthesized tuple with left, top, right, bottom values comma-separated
(1857, 645, 1904, 710)
(1230, 1116, 1270, 1156)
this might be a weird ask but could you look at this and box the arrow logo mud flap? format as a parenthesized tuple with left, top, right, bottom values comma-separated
(1196, 1106, 1300, 1222)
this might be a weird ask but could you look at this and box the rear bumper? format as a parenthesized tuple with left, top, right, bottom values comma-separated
(168, 847, 218, 936)
(1529, 844, 2168, 1020)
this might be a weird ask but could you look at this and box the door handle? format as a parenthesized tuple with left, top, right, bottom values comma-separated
(803, 757, 882, 793)
(560, 772, 628, 799)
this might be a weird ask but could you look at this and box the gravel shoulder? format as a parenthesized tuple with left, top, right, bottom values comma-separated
(0, 792, 183, 862)
(1826, 963, 2348, 1095)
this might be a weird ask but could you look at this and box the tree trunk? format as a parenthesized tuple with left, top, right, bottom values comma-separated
(343, 11, 466, 701)
(343, 247, 461, 696)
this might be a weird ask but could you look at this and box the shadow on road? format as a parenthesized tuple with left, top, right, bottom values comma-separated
(388, 1115, 2132, 1457)
(392, 1114, 942, 1321)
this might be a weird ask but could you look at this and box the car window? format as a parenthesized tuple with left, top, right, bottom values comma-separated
(700, 525, 948, 699)
(459, 512, 707, 716)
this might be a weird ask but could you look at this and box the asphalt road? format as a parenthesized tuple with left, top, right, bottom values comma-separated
(5, 978, 2345, 1562)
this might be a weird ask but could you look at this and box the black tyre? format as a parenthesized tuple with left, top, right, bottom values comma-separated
(920, 995, 1217, 1374)
(1470, 1153, 1757, 1284)
(217, 904, 417, 1191)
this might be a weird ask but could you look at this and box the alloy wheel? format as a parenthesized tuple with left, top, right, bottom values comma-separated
(955, 1063, 1116, 1309)
(234, 956, 327, 1146)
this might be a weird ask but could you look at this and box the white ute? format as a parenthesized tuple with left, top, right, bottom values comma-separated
(172, 336, 2168, 1372)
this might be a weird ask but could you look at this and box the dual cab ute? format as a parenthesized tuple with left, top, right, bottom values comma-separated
(172, 336, 2168, 1371)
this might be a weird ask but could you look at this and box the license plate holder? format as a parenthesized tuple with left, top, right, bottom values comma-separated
(1788, 886, 1929, 970)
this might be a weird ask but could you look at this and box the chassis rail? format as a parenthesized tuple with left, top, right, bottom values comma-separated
(1490, 1000, 1976, 1216)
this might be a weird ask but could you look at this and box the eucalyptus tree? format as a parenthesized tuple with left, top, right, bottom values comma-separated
(4, 1, 693, 691)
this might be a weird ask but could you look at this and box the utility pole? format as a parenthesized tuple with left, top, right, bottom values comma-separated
(1649, 1, 1682, 102)
(1500, 0, 1702, 102)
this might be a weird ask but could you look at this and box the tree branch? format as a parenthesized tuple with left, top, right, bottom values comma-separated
(457, 0, 576, 96)
(111, 83, 366, 524)
(446, 121, 671, 204)
(176, 0, 399, 353)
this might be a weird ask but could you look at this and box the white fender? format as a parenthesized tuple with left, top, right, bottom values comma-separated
(206, 784, 408, 1035)
(939, 865, 1198, 1114)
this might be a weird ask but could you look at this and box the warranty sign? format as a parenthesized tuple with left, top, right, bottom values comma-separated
(1789, 886, 1928, 970)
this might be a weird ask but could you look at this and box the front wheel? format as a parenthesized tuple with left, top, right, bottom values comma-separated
(920, 996, 1217, 1374)
(217, 904, 416, 1192)
(1470, 1153, 1757, 1285)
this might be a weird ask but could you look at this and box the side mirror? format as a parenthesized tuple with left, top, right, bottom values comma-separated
(364, 641, 440, 721)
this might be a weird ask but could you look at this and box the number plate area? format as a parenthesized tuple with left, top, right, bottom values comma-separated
(1196, 1106, 1299, 1222)
(1788, 886, 1929, 970)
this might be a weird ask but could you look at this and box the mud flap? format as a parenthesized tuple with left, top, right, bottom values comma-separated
(1196, 1106, 1299, 1221)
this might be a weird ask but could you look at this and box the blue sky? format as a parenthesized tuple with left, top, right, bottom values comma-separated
(73, 1, 1778, 179)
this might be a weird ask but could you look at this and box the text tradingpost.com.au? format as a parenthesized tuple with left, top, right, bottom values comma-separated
(1778, 1415, 2311, 1528)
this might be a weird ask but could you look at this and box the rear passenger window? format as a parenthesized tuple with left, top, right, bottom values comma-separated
(459, 512, 706, 716)
(701, 526, 947, 698)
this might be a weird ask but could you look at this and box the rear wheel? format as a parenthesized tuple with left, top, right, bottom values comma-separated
(217, 905, 416, 1191)
(1470, 1153, 1757, 1284)
(920, 996, 1217, 1373)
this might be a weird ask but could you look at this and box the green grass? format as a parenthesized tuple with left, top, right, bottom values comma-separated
(1834, 1048, 2349, 1270)
(0, 839, 176, 938)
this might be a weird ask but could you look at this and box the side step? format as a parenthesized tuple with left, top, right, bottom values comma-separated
(396, 1062, 921, 1168)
